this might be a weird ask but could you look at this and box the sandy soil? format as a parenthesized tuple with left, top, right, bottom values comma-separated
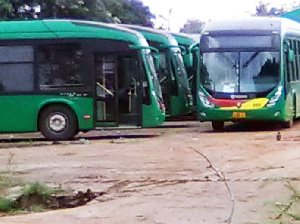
(0, 121, 300, 224)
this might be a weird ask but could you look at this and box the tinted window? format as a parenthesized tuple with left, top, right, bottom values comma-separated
(38, 43, 84, 89)
(0, 46, 34, 92)
(201, 35, 279, 50)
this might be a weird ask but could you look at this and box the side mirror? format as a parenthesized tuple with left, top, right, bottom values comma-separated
(152, 52, 160, 70)
(185, 42, 199, 67)
(183, 52, 193, 67)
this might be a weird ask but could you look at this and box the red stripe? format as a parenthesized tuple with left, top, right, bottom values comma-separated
(208, 96, 245, 107)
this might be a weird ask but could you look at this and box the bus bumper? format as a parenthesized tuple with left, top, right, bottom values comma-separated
(197, 107, 287, 122)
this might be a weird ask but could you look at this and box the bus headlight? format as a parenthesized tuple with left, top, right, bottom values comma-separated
(198, 91, 214, 108)
(266, 86, 282, 107)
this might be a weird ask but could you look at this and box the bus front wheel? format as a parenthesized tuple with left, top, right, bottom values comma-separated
(281, 119, 293, 128)
(212, 121, 224, 131)
(282, 103, 295, 128)
(39, 105, 78, 140)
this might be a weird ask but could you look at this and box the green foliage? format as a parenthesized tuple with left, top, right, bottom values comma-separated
(22, 181, 54, 196)
(0, 0, 155, 26)
(254, 2, 286, 16)
(0, 197, 11, 212)
(41, 0, 88, 19)
(0, 151, 23, 190)
(0, 175, 22, 190)
(116, 0, 154, 27)
(27, 204, 45, 212)
(0, 0, 13, 19)
(179, 19, 205, 34)
(263, 182, 300, 223)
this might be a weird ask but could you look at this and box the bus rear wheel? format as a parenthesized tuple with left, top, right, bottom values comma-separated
(282, 103, 295, 128)
(281, 119, 293, 128)
(39, 105, 78, 140)
(211, 121, 224, 131)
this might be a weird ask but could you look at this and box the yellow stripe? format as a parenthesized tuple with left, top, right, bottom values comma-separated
(221, 98, 268, 110)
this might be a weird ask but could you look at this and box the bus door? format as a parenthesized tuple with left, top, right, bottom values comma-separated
(157, 52, 171, 114)
(95, 54, 141, 126)
(117, 57, 142, 126)
(95, 55, 118, 125)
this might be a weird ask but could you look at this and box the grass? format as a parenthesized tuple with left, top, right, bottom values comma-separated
(0, 152, 23, 193)
(260, 181, 300, 224)
(22, 182, 56, 196)
(0, 197, 11, 212)
(27, 205, 45, 212)
(0, 153, 64, 213)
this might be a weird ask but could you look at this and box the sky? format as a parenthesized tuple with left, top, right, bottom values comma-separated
(141, 0, 299, 31)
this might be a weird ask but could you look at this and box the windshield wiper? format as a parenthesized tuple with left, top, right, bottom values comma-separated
(220, 52, 239, 69)
(243, 52, 260, 68)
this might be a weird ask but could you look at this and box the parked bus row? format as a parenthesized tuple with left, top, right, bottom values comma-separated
(0, 19, 198, 140)
(2, 16, 299, 140)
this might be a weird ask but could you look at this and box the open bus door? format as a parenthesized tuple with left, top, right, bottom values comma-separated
(95, 54, 141, 127)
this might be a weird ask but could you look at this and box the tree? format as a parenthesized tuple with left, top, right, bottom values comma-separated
(116, 0, 154, 27)
(0, 0, 13, 18)
(179, 19, 205, 34)
(83, 0, 116, 22)
(40, 0, 88, 19)
(254, 1, 286, 16)
(0, 0, 155, 26)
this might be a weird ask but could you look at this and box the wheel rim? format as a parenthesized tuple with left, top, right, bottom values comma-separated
(48, 113, 67, 132)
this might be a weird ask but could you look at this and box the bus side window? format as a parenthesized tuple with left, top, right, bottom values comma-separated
(291, 40, 297, 81)
(0, 46, 34, 92)
(296, 41, 300, 81)
(286, 40, 294, 82)
(38, 43, 84, 89)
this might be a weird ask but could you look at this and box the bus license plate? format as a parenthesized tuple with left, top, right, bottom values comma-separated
(232, 112, 246, 118)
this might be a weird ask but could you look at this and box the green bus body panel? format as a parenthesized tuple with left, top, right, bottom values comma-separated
(0, 20, 165, 134)
(280, 9, 300, 23)
(0, 95, 93, 132)
(121, 25, 193, 116)
(172, 32, 199, 110)
(197, 85, 294, 123)
(142, 96, 165, 127)
(120, 25, 173, 48)
(172, 33, 196, 48)
(0, 20, 143, 45)
(170, 91, 192, 116)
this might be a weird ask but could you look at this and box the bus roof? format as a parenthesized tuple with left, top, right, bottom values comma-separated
(120, 24, 179, 48)
(171, 32, 198, 48)
(0, 19, 145, 45)
(280, 8, 300, 23)
(202, 17, 300, 34)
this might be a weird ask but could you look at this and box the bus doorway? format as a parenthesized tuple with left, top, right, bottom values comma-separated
(95, 54, 141, 127)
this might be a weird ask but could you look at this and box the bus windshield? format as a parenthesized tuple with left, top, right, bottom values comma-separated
(201, 51, 280, 94)
(172, 51, 190, 91)
(145, 51, 163, 99)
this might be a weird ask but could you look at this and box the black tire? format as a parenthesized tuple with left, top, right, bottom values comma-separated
(282, 102, 295, 128)
(212, 121, 224, 131)
(39, 105, 78, 140)
(281, 119, 293, 128)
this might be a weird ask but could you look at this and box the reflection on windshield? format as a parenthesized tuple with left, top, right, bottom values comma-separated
(201, 51, 279, 94)
(158, 52, 168, 84)
(145, 52, 162, 98)
(172, 52, 190, 90)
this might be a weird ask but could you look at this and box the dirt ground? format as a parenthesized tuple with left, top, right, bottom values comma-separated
(0, 120, 300, 224)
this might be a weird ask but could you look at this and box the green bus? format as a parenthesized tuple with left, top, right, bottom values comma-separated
(172, 32, 199, 108)
(197, 17, 300, 130)
(121, 25, 193, 117)
(0, 19, 165, 140)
